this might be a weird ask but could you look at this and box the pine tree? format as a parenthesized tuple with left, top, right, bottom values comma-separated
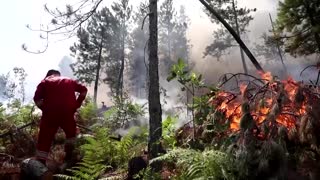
(203, 0, 256, 73)
(158, 0, 177, 76)
(172, 5, 191, 66)
(254, 33, 282, 62)
(12, 67, 27, 103)
(70, 7, 119, 103)
(128, 1, 149, 98)
(158, 0, 191, 86)
(275, 0, 320, 57)
(111, 0, 132, 98)
(0, 74, 7, 100)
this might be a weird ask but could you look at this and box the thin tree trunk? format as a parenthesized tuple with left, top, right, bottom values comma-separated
(269, 13, 287, 75)
(232, 0, 248, 74)
(94, 39, 103, 104)
(168, 24, 171, 60)
(199, 0, 264, 72)
(117, 19, 126, 99)
(148, 0, 162, 171)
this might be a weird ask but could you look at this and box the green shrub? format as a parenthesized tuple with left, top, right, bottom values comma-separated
(102, 94, 145, 131)
(55, 127, 135, 180)
(162, 116, 178, 149)
(78, 100, 98, 126)
(80, 127, 134, 169)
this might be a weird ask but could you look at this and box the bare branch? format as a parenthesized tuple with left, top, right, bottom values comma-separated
(141, 13, 152, 30)
(22, 32, 49, 54)
(23, 0, 104, 54)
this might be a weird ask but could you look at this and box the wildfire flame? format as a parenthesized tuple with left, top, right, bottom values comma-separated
(258, 71, 273, 82)
(212, 71, 308, 132)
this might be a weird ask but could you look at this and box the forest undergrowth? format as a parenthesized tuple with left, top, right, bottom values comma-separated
(1, 60, 320, 180)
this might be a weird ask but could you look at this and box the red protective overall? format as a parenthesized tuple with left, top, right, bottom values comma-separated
(33, 76, 87, 161)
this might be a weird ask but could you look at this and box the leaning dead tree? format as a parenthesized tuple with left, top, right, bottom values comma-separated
(199, 0, 264, 73)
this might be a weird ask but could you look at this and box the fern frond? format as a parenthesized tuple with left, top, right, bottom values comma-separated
(185, 162, 204, 178)
(54, 174, 79, 180)
(151, 148, 236, 179)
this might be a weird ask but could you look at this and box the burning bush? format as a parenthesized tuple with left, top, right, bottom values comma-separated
(210, 71, 320, 141)
(205, 71, 320, 179)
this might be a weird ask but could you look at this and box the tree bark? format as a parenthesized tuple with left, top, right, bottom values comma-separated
(117, 19, 126, 99)
(94, 39, 103, 104)
(231, 0, 248, 74)
(148, 0, 163, 171)
(199, 0, 264, 72)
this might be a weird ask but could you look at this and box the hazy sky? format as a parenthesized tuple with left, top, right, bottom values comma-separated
(0, 0, 277, 102)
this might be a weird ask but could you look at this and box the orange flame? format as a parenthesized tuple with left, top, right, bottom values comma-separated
(213, 71, 307, 131)
(240, 84, 247, 96)
(258, 71, 273, 81)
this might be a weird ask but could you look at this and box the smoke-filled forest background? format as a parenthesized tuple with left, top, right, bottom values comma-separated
(1, 0, 316, 106)
(3, 0, 320, 179)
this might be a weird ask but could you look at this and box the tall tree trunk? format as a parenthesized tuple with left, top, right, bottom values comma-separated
(199, 0, 264, 72)
(94, 39, 103, 104)
(117, 20, 126, 99)
(148, 0, 162, 171)
(304, 0, 320, 54)
(232, 0, 248, 74)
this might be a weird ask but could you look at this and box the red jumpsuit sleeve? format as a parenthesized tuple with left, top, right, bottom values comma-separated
(33, 80, 45, 110)
(74, 80, 88, 108)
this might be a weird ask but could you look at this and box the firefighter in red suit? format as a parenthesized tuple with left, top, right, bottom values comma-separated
(33, 70, 88, 166)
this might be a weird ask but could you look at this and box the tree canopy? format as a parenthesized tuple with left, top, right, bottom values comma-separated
(276, 0, 320, 57)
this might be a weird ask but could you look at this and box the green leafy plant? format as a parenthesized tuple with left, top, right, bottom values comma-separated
(151, 148, 236, 180)
(6, 103, 37, 125)
(167, 59, 218, 141)
(162, 115, 178, 149)
(77, 99, 98, 127)
(135, 166, 162, 180)
(80, 127, 134, 169)
(167, 59, 218, 124)
(103, 93, 145, 130)
(56, 127, 135, 180)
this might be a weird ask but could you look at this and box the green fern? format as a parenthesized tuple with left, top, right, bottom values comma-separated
(151, 148, 236, 180)
(79, 127, 134, 169)
(78, 101, 98, 126)
(55, 127, 134, 180)
(54, 158, 109, 180)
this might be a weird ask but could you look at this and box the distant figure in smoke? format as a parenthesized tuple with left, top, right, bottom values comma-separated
(33, 69, 88, 168)
(101, 101, 108, 111)
(98, 101, 109, 117)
